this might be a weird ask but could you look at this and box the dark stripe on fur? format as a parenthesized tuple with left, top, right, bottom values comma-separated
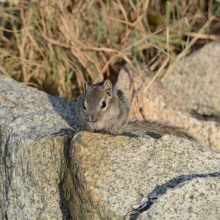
(121, 120, 199, 143)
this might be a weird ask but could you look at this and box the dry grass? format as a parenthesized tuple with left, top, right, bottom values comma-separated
(0, 0, 220, 100)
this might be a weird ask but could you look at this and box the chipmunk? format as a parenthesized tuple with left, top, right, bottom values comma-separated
(76, 79, 197, 142)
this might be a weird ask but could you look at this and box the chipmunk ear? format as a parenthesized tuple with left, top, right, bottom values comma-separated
(84, 81, 89, 93)
(104, 79, 112, 96)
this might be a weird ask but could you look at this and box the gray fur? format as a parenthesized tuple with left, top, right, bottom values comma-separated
(76, 80, 130, 134)
(122, 120, 198, 143)
(76, 80, 198, 143)
(76, 93, 88, 130)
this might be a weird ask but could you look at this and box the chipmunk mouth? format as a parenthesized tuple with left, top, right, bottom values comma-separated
(89, 115, 97, 122)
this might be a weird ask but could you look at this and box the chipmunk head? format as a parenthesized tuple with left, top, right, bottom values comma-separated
(83, 79, 113, 122)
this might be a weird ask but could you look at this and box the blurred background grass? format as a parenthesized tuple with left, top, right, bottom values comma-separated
(0, 0, 220, 100)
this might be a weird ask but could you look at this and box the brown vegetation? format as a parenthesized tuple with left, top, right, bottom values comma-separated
(0, 0, 220, 100)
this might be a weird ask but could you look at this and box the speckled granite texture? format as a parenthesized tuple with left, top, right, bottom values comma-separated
(67, 132, 220, 220)
(0, 75, 220, 220)
(141, 177, 220, 220)
(0, 75, 78, 219)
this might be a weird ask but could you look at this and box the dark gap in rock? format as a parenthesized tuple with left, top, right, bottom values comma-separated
(129, 172, 220, 220)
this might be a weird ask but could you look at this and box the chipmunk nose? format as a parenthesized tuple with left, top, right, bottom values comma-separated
(89, 115, 97, 122)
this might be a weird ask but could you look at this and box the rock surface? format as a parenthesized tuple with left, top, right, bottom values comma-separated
(116, 62, 220, 151)
(163, 41, 220, 117)
(141, 176, 220, 220)
(0, 74, 79, 219)
(0, 74, 220, 220)
(66, 132, 220, 220)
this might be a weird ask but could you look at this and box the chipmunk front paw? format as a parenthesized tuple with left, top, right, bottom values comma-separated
(87, 123, 95, 132)
(102, 124, 119, 135)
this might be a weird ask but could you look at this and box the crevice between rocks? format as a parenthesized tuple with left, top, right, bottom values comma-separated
(59, 180, 72, 220)
(58, 135, 73, 220)
(128, 172, 220, 220)
(0, 126, 12, 220)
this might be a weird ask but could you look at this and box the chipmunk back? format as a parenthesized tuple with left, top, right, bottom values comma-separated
(76, 79, 198, 143)
(121, 120, 197, 143)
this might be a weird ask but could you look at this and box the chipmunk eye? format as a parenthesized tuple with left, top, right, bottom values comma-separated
(101, 101, 106, 109)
